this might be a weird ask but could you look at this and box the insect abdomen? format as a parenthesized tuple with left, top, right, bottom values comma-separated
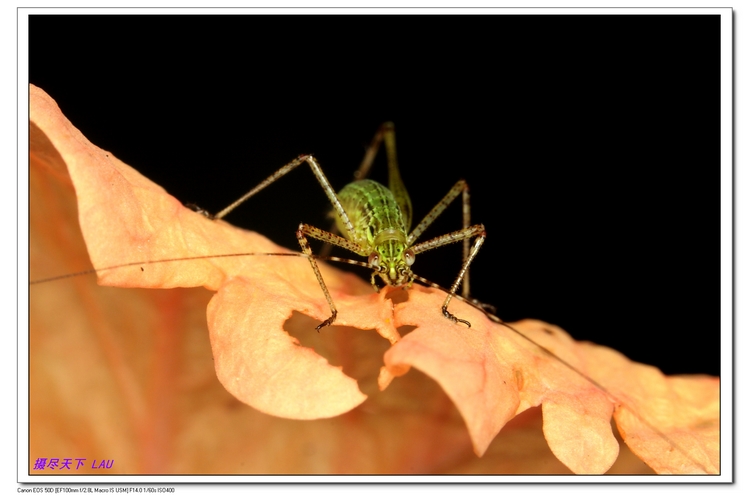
(337, 179, 408, 247)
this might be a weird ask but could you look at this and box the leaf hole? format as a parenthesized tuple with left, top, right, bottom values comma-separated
(284, 311, 392, 397)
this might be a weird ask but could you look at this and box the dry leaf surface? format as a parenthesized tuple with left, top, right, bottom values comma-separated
(29, 84, 719, 475)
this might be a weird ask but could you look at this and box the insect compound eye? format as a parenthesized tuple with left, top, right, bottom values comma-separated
(368, 252, 380, 268)
(404, 249, 416, 267)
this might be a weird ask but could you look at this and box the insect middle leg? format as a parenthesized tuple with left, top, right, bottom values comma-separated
(407, 179, 474, 299)
(211, 154, 358, 242)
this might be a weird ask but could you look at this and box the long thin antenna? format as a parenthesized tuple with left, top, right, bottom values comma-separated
(29, 252, 306, 285)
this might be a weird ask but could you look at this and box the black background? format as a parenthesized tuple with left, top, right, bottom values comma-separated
(29, 14, 721, 376)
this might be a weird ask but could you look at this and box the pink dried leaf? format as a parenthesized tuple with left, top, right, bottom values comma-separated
(29, 84, 719, 474)
(387, 290, 622, 473)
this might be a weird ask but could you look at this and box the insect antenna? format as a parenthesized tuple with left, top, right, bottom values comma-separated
(28, 251, 310, 285)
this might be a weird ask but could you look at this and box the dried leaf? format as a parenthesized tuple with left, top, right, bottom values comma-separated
(28, 84, 719, 474)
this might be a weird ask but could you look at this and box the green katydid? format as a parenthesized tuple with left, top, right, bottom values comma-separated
(205, 122, 486, 330)
(31, 122, 488, 331)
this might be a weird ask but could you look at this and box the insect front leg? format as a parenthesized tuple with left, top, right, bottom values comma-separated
(296, 223, 368, 331)
(411, 224, 487, 327)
